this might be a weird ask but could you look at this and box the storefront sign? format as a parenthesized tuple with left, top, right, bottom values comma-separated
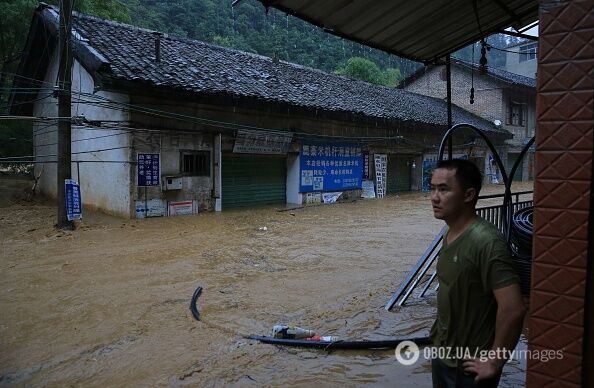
(137, 153, 160, 187)
(233, 129, 293, 154)
(299, 142, 363, 192)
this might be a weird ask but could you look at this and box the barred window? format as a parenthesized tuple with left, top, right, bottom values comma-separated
(508, 101, 525, 126)
(181, 151, 210, 176)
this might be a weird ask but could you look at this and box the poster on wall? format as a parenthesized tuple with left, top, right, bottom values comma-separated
(422, 154, 468, 191)
(299, 142, 363, 193)
(374, 154, 387, 198)
(363, 151, 371, 180)
(137, 153, 160, 187)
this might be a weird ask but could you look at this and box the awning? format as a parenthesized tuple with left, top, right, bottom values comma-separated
(255, 0, 538, 63)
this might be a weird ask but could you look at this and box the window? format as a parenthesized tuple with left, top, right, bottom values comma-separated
(508, 101, 525, 126)
(181, 151, 210, 176)
(519, 43, 537, 62)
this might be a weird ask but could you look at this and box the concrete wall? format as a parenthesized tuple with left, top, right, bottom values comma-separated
(403, 66, 505, 123)
(286, 153, 302, 205)
(132, 131, 214, 216)
(32, 50, 60, 199)
(505, 43, 538, 79)
(33, 55, 132, 217)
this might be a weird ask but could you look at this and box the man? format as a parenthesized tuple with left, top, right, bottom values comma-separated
(429, 159, 526, 388)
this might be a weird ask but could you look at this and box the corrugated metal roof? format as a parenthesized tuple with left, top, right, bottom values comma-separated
(256, 0, 539, 63)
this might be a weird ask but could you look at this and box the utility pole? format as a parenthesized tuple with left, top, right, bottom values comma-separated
(446, 54, 453, 160)
(57, 0, 73, 229)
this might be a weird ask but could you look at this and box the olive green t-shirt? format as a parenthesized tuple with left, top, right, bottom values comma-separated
(429, 217, 520, 367)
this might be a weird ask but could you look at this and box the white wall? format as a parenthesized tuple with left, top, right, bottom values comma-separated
(286, 153, 302, 204)
(32, 50, 60, 199)
(505, 45, 538, 79)
(33, 54, 133, 217)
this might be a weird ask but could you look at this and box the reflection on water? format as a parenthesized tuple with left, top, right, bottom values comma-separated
(0, 182, 533, 386)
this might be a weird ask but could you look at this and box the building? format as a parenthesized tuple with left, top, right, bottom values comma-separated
(10, 4, 510, 218)
(504, 40, 538, 79)
(400, 59, 537, 182)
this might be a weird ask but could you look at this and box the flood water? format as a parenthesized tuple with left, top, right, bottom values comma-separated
(0, 177, 533, 387)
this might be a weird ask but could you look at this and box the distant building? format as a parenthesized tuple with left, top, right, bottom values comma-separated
(504, 40, 538, 79)
(400, 59, 536, 183)
(10, 4, 510, 217)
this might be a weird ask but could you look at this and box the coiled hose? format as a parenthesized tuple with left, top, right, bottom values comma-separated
(510, 206, 533, 295)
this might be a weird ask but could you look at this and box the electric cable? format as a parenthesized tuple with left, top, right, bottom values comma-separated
(249, 335, 431, 350)
(190, 286, 202, 321)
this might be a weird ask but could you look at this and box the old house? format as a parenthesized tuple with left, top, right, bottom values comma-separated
(504, 40, 538, 79)
(11, 4, 510, 217)
(401, 59, 536, 182)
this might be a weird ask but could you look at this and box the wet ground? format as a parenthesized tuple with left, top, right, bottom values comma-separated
(0, 176, 533, 387)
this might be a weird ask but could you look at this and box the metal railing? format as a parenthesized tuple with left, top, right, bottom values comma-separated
(384, 191, 533, 310)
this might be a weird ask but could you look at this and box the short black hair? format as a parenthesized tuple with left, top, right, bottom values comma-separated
(435, 159, 482, 203)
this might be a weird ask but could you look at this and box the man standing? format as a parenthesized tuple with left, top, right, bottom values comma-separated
(429, 159, 526, 388)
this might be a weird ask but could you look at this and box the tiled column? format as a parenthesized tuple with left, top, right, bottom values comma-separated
(526, 1, 594, 386)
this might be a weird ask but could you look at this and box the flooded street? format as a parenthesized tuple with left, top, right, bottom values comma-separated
(1, 177, 533, 387)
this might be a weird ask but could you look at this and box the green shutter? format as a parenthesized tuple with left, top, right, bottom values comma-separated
(387, 155, 411, 193)
(222, 154, 286, 209)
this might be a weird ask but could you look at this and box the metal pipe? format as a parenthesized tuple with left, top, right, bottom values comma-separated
(446, 55, 453, 160)
(502, 136, 535, 241)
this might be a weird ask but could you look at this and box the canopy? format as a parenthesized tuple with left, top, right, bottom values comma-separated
(255, 0, 538, 63)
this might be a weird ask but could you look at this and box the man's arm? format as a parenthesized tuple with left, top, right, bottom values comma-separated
(462, 283, 526, 383)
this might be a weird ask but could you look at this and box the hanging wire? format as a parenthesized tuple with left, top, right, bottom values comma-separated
(470, 43, 475, 104)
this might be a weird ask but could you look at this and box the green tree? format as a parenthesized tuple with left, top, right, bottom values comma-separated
(0, 0, 38, 109)
(382, 67, 403, 87)
(0, 0, 132, 159)
(335, 57, 385, 85)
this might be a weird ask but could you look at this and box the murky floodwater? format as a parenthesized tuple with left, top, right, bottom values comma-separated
(0, 177, 533, 387)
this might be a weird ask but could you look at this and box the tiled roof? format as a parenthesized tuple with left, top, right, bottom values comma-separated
(400, 58, 536, 89)
(454, 59, 536, 88)
(34, 5, 509, 137)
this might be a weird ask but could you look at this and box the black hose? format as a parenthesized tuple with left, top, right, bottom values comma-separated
(190, 286, 203, 321)
(248, 335, 431, 350)
(510, 206, 533, 295)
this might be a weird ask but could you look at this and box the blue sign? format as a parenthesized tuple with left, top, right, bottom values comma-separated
(65, 179, 82, 221)
(137, 153, 160, 187)
(299, 143, 363, 192)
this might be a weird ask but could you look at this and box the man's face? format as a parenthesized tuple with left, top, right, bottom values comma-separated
(430, 168, 473, 221)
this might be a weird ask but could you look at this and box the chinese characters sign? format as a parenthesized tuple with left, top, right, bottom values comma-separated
(233, 129, 293, 154)
(299, 143, 363, 192)
(137, 153, 160, 187)
(65, 179, 82, 221)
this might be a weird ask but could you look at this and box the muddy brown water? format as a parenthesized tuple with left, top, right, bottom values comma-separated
(0, 177, 533, 387)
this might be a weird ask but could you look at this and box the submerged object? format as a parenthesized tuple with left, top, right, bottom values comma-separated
(249, 335, 431, 350)
(272, 325, 315, 339)
(190, 286, 203, 321)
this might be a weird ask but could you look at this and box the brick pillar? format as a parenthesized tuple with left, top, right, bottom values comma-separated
(526, 1, 594, 386)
